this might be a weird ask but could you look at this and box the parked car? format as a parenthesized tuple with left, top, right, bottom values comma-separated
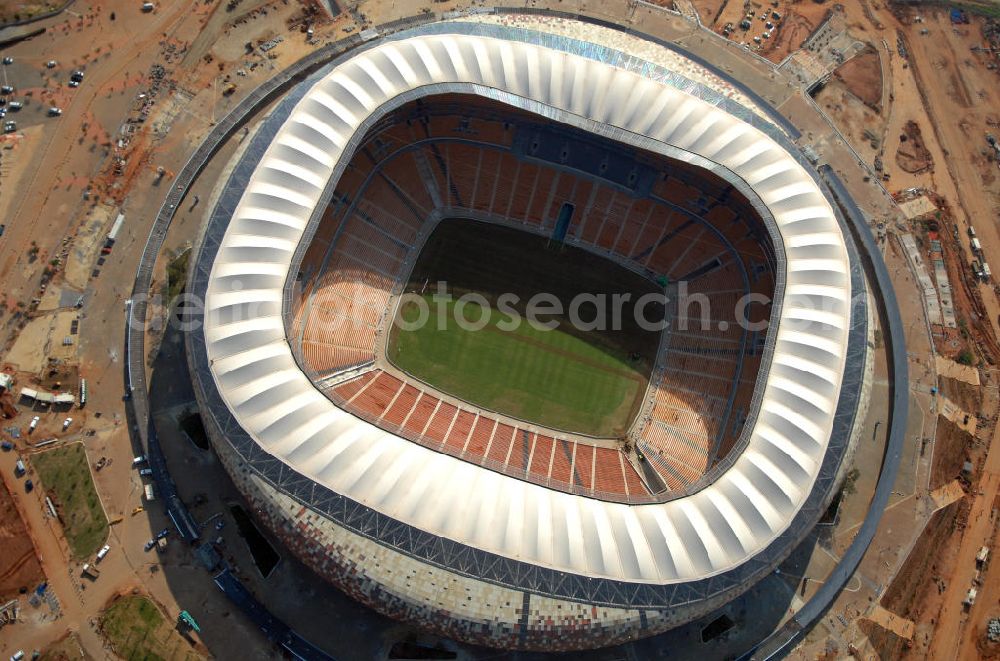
(96, 544, 111, 561)
(68, 80, 79, 88)
(4, 121, 16, 133)
(46, 60, 57, 68)
(144, 539, 156, 552)
(139, 467, 153, 476)
(132, 455, 147, 465)
(2, 57, 13, 65)
(24, 479, 33, 493)
(7, 101, 20, 110)
(1, 441, 12, 451)
(48, 107, 62, 116)
(156, 528, 170, 540)
(1, 85, 14, 94)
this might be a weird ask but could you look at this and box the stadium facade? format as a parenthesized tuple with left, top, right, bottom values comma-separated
(187, 17, 873, 651)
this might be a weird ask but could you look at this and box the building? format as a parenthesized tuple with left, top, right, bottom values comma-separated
(186, 17, 872, 651)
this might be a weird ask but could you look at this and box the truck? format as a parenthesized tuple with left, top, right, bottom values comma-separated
(983, 263, 992, 282)
(972, 237, 982, 253)
(978, 546, 990, 565)
(144, 483, 156, 501)
(81, 563, 100, 579)
(101, 213, 125, 254)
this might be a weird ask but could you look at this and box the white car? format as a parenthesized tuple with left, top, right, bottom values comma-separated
(46, 60, 57, 68)
(68, 80, 79, 88)
(62, 417, 73, 430)
(28, 416, 39, 432)
(2, 57, 12, 65)
(48, 107, 62, 117)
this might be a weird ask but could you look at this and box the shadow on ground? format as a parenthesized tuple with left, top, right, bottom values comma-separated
(143, 319, 807, 660)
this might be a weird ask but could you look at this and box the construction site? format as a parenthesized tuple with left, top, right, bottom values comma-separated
(0, 0, 997, 659)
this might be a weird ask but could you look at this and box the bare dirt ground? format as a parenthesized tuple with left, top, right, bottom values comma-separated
(37, 631, 93, 661)
(896, 120, 934, 174)
(765, 5, 817, 62)
(939, 375, 984, 416)
(833, 43, 882, 111)
(813, 79, 882, 164)
(932, 416, 975, 491)
(689, 0, 727, 26)
(0, 477, 45, 602)
(863, 499, 966, 659)
(704, 0, 831, 62)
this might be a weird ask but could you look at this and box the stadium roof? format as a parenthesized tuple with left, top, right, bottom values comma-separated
(201, 31, 853, 584)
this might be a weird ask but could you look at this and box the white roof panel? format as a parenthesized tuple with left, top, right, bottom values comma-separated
(202, 33, 853, 584)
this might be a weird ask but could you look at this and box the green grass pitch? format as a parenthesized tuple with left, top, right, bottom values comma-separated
(386, 219, 663, 437)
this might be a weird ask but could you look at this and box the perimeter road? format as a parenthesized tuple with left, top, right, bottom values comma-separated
(122, 7, 908, 659)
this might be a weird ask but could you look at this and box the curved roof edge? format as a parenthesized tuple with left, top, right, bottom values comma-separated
(192, 23, 861, 593)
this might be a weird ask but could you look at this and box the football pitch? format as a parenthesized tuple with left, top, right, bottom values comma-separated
(386, 219, 663, 437)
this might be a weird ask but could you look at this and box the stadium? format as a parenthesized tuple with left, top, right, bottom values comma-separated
(186, 16, 872, 651)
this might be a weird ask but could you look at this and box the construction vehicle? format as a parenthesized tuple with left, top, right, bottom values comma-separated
(179, 610, 201, 633)
(81, 563, 100, 579)
(101, 213, 125, 255)
(132, 505, 144, 515)
(222, 82, 237, 96)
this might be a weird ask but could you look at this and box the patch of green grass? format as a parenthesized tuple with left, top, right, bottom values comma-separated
(0, 1, 67, 24)
(32, 443, 108, 559)
(165, 249, 190, 301)
(100, 595, 201, 661)
(388, 297, 646, 436)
